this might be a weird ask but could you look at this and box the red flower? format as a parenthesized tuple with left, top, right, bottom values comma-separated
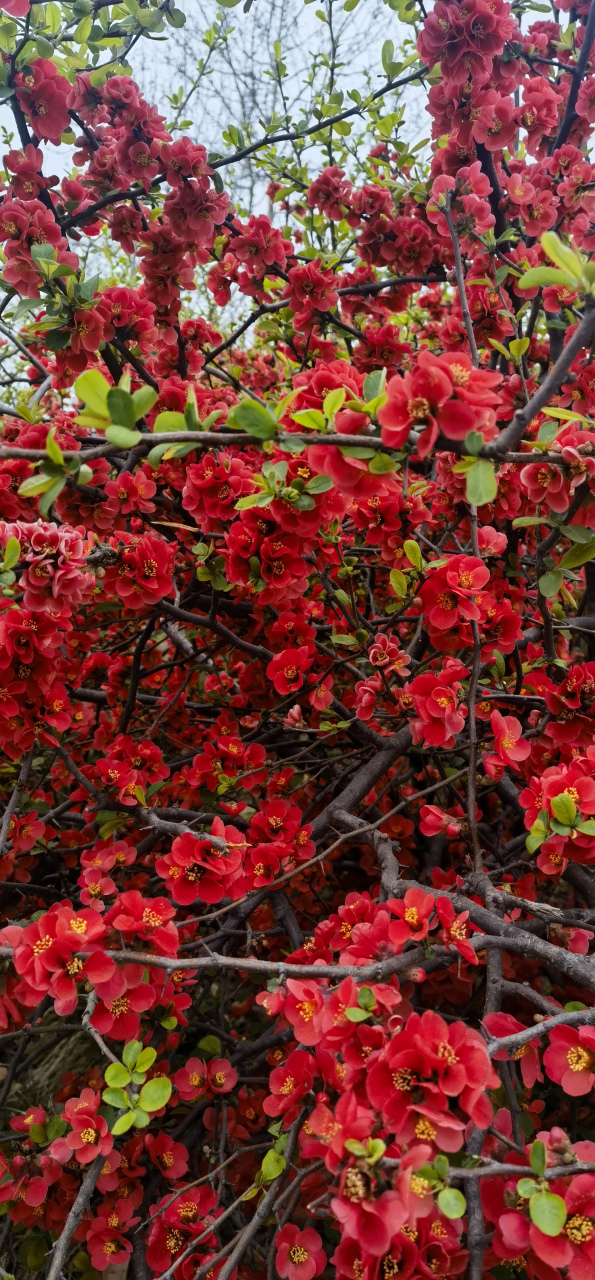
(284, 978, 326, 1046)
(487, 709, 531, 772)
(284, 261, 339, 329)
(266, 647, 314, 695)
(207, 1058, 237, 1094)
(435, 896, 478, 966)
(275, 1225, 326, 1280)
(263, 1050, 315, 1124)
(91, 966, 155, 1040)
(543, 1025, 595, 1096)
(145, 1132, 189, 1180)
(388, 888, 435, 947)
(174, 1057, 208, 1101)
(484, 1012, 543, 1087)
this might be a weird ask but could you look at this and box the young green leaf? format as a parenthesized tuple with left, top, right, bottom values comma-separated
(105, 1061, 132, 1087)
(529, 1190, 567, 1237)
(466, 459, 497, 505)
(403, 538, 422, 570)
(261, 1149, 286, 1181)
(550, 792, 577, 826)
(122, 1041, 143, 1070)
(102, 1087, 130, 1110)
(2, 537, 20, 571)
(437, 1188, 467, 1219)
(104, 425, 142, 448)
(107, 387, 136, 431)
(74, 369, 110, 417)
(538, 570, 563, 598)
(228, 400, 277, 439)
(137, 1076, 172, 1112)
(530, 1140, 547, 1178)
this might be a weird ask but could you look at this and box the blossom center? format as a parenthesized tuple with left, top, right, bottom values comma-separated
(289, 1246, 309, 1264)
(567, 1046, 594, 1072)
(566, 1215, 593, 1243)
(415, 1117, 437, 1141)
(296, 1000, 316, 1022)
(407, 396, 430, 421)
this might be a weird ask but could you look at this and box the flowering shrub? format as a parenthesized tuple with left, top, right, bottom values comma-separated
(2, 0, 595, 1278)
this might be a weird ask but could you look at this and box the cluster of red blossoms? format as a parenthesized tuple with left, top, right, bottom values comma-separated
(3, 0, 595, 1277)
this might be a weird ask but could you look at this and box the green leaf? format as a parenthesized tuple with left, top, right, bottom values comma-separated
(105, 425, 142, 448)
(39, 476, 66, 517)
(365, 1138, 386, 1165)
(111, 1110, 137, 1135)
(560, 523, 595, 543)
(577, 820, 595, 834)
(357, 986, 376, 1010)
(323, 387, 346, 417)
(334, 588, 352, 608)
(105, 1061, 132, 1087)
(28, 1124, 47, 1144)
(197, 1034, 221, 1056)
(403, 538, 422, 570)
(331, 632, 358, 646)
(489, 338, 510, 360)
(345, 1006, 370, 1022)
(510, 337, 529, 359)
(369, 451, 397, 475)
(135, 1047, 157, 1072)
(530, 1140, 547, 1178)
(559, 538, 595, 569)
(122, 1041, 143, 1070)
(465, 430, 485, 456)
(46, 427, 64, 466)
(305, 474, 334, 493)
(228, 399, 277, 439)
(261, 1149, 286, 1181)
(550, 791, 577, 826)
(45, 1115, 67, 1141)
(24, 1239, 46, 1272)
(146, 443, 169, 468)
(539, 569, 563, 598)
(541, 231, 582, 282)
(2, 537, 20, 571)
(517, 266, 576, 290)
(434, 1155, 449, 1179)
(529, 1190, 567, 1237)
(235, 493, 273, 510)
(512, 517, 548, 529)
(153, 410, 186, 433)
(74, 369, 110, 417)
(437, 1188, 467, 1219)
(107, 387, 136, 431)
(18, 474, 57, 498)
(517, 1178, 539, 1198)
(132, 385, 158, 420)
(466, 459, 498, 505)
(102, 1087, 130, 1110)
(390, 568, 407, 598)
(31, 242, 55, 265)
(344, 1139, 367, 1156)
(123, 1106, 147, 1128)
(363, 369, 387, 402)
(138, 1076, 172, 1112)
(289, 408, 326, 432)
(339, 446, 376, 459)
